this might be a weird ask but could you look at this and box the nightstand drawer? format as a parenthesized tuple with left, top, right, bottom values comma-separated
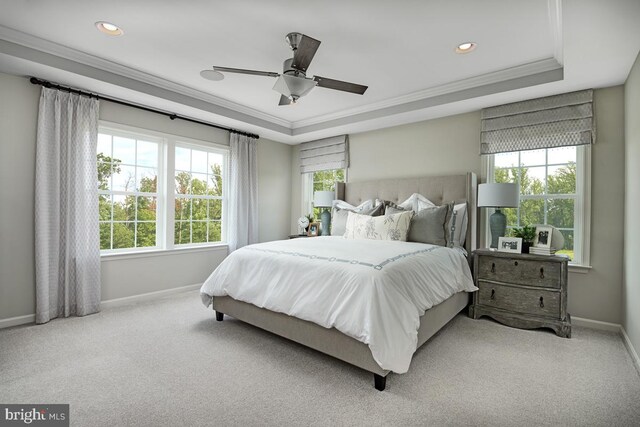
(477, 256, 561, 289)
(477, 281, 561, 319)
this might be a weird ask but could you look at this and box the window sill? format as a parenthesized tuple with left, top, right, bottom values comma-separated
(569, 264, 592, 274)
(101, 244, 228, 261)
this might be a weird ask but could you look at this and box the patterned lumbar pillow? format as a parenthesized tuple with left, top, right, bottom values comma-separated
(343, 210, 413, 241)
(331, 200, 384, 236)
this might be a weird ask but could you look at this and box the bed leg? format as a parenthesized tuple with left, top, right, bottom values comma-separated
(374, 374, 386, 391)
(215, 311, 224, 321)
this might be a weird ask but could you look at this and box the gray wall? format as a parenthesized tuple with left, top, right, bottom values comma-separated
(290, 87, 625, 324)
(0, 72, 292, 322)
(624, 52, 640, 356)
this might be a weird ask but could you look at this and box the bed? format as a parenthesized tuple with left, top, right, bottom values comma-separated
(201, 173, 478, 390)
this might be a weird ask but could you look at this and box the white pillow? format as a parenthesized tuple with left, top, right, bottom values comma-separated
(397, 193, 436, 212)
(330, 199, 377, 236)
(344, 210, 413, 241)
(446, 202, 468, 248)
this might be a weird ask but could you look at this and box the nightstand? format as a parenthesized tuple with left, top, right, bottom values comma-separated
(288, 234, 310, 239)
(469, 249, 571, 338)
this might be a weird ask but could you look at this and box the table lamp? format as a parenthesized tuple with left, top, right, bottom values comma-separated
(313, 191, 334, 236)
(478, 183, 520, 248)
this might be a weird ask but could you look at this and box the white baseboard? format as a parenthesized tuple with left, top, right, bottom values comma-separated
(0, 314, 36, 329)
(0, 283, 202, 330)
(100, 283, 202, 309)
(571, 316, 622, 332)
(621, 327, 640, 375)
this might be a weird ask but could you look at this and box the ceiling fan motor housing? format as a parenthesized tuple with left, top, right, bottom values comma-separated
(282, 58, 305, 77)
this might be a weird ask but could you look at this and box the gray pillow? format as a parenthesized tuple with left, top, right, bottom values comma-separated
(331, 203, 384, 236)
(407, 204, 449, 246)
(384, 201, 411, 216)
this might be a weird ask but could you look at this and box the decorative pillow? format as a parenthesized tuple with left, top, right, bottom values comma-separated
(407, 204, 449, 246)
(383, 202, 411, 216)
(398, 193, 436, 212)
(330, 200, 383, 236)
(344, 210, 413, 241)
(445, 202, 468, 248)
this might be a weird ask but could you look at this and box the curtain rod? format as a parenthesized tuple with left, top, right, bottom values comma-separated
(29, 77, 260, 140)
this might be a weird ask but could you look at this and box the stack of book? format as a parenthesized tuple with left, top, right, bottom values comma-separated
(529, 246, 557, 256)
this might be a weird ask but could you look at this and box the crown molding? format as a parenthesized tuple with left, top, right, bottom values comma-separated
(292, 58, 562, 130)
(0, 24, 290, 129)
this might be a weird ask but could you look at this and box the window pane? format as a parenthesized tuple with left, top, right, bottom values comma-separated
(192, 150, 208, 173)
(208, 200, 222, 220)
(113, 195, 135, 221)
(175, 147, 191, 171)
(494, 168, 517, 184)
(97, 134, 112, 157)
(191, 173, 208, 195)
(208, 221, 222, 242)
(520, 149, 545, 166)
(548, 146, 576, 164)
(137, 196, 156, 221)
(519, 199, 545, 225)
(501, 207, 518, 228)
(137, 141, 158, 167)
(99, 223, 111, 250)
(175, 197, 191, 221)
(208, 152, 223, 175)
(494, 151, 518, 168)
(193, 198, 207, 220)
(113, 165, 136, 191)
(97, 160, 113, 190)
(547, 164, 576, 194)
(175, 172, 191, 194)
(519, 167, 545, 195)
(174, 221, 190, 244)
(113, 222, 135, 249)
(112, 136, 136, 164)
(192, 221, 207, 243)
(557, 229, 574, 255)
(136, 222, 156, 247)
(136, 167, 157, 192)
(208, 175, 223, 196)
(99, 195, 112, 221)
(548, 198, 574, 228)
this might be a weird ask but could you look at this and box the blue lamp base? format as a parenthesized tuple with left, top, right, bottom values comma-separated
(489, 209, 507, 248)
(320, 208, 331, 236)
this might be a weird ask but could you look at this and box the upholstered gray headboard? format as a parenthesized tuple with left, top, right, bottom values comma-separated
(335, 173, 478, 252)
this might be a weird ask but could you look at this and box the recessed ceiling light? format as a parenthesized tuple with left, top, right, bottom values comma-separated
(455, 42, 477, 54)
(95, 21, 123, 36)
(200, 69, 225, 81)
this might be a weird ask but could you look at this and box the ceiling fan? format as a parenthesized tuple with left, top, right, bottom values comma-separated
(200, 32, 368, 106)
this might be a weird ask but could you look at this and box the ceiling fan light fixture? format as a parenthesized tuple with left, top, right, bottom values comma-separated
(273, 74, 317, 99)
(200, 69, 225, 81)
(95, 21, 123, 36)
(455, 42, 477, 54)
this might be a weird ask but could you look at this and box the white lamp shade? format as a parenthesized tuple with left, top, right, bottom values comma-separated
(273, 74, 317, 98)
(313, 191, 334, 208)
(478, 183, 520, 208)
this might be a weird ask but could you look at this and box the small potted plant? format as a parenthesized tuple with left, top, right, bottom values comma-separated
(512, 225, 536, 254)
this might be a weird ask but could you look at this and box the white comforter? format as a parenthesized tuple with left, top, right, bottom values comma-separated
(200, 236, 477, 373)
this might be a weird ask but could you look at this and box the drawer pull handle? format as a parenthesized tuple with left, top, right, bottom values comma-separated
(540, 267, 545, 279)
(490, 289, 496, 300)
(491, 263, 495, 273)
(514, 261, 518, 266)
(539, 296, 544, 308)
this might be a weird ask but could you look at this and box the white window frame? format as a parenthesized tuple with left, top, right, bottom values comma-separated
(98, 121, 229, 255)
(301, 168, 347, 217)
(484, 145, 591, 269)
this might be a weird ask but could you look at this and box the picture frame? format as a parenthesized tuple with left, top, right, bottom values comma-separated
(498, 236, 522, 253)
(307, 222, 319, 237)
(534, 225, 553, 248)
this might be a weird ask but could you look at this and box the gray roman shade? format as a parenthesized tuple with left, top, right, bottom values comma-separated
(299, 135, 349, 174)
(480, 89, 595, 155)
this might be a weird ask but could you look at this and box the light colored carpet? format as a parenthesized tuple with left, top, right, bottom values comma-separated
(1, 290, 639, 427)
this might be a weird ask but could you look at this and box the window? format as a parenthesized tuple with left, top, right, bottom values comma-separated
(97, 123, 228, 253)
(487, 145, 590, 265)
(302, 169, 345, 220)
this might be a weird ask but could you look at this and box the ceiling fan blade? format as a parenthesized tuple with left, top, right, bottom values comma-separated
(278, 95, 292, 106)
(313, 75, 368, 94)
(213, 66, 280, 78)
(291, 35, 321, 72)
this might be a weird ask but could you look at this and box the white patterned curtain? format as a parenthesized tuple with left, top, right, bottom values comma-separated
(35, 88, 101, 324)
(228, 133, 258, 251)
